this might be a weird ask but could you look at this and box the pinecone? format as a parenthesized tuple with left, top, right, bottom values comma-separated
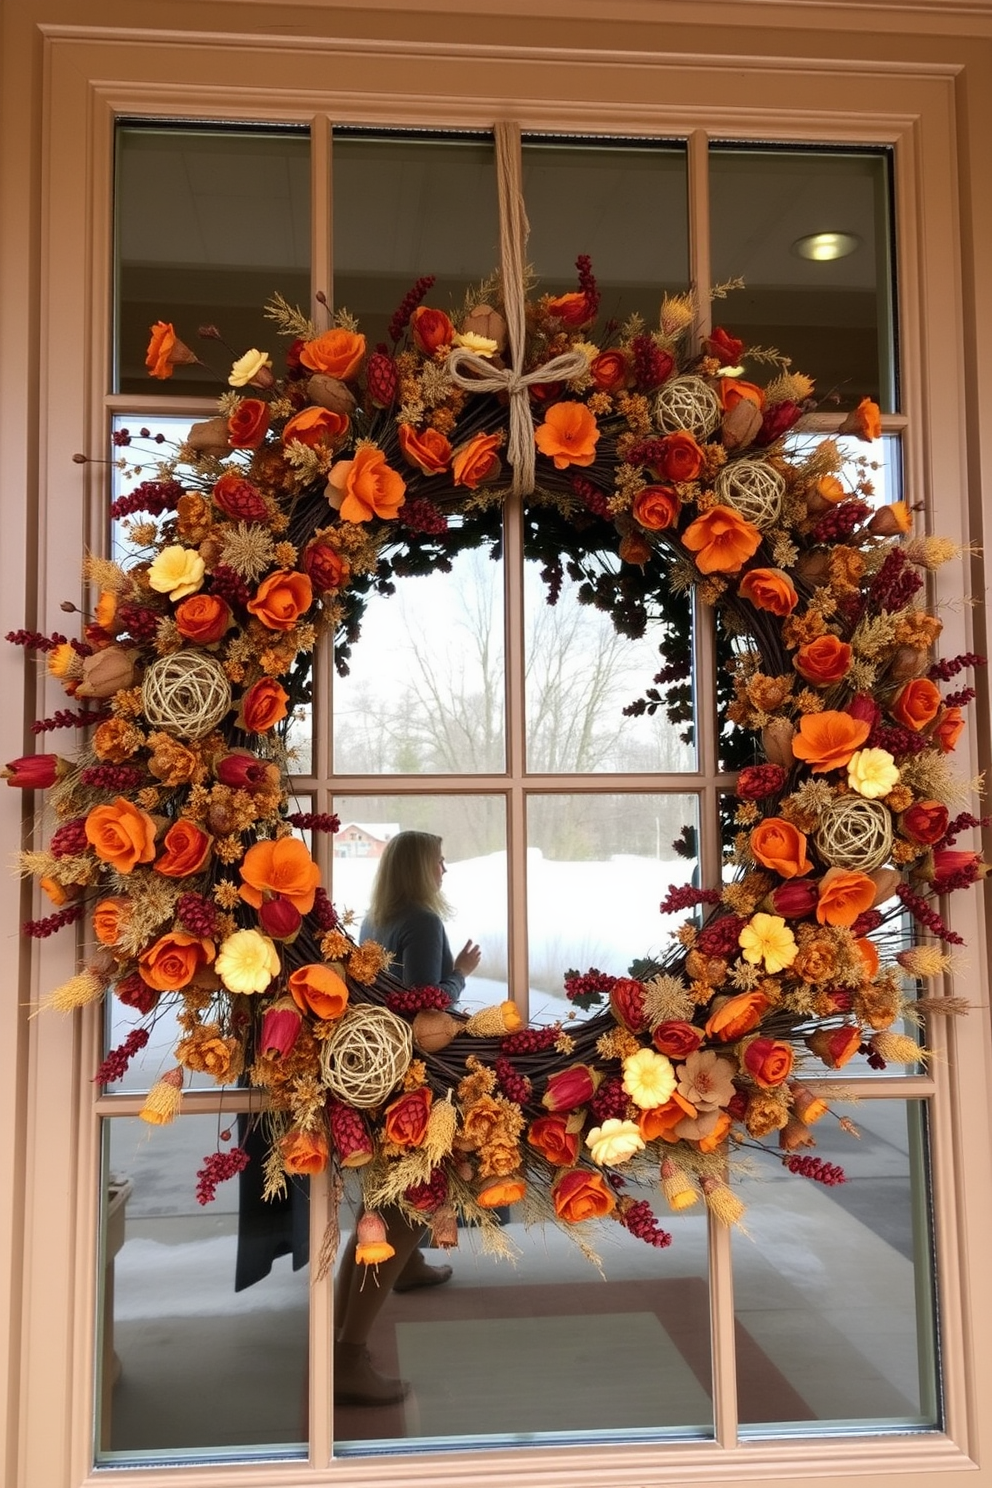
(176, 892, 219, 937)
(590, 1076, 631, 1122)
(49, 817, 89, 858)
(696, 915, 747, 957)
(212, 475, 269, 522)
(366, 351, 398, 409)
(328, 1100, 373, 1166)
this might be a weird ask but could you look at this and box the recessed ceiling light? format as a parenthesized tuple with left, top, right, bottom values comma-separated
(792, 231, 861, 262)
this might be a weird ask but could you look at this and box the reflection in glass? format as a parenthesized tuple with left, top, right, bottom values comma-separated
(330, 795, 506, 1017)
(709, 148, 895, 411)
(734, 1100, 938, 1432)
(525, 565, 695, 774)
(522, 138, 689, 326)
(116, 128, 311, 396)
(334, 1202, 711, 1452)
(526, 793, 699, 1023)
(333, 545, 505, 776)
(98, 1117, 309, 1462)
(333, 133, 498, 347)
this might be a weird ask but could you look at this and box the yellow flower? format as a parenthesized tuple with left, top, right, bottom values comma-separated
(586, 1118, 645, 1166)
(621, 1047, 677, 1110)
(847, 747, 900, 799)
(452, 331, 498, 358)
(738, 913, 798, 974)
(215, 928, 280, 993)
(229, 348, 273, 387)
(148, 544, 206, 602)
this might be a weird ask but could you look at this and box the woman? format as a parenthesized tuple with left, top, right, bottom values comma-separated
(334, 831, 481, 1407)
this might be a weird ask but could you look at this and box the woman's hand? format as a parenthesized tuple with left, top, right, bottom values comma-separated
(454, 940, 482, 977)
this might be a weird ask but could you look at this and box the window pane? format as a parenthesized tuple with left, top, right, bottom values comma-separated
(526, 792, 700, 1024)
(525, 563, 695, 774)
(98, 1116, 309, 1463)
(332, 132, 498, 346)
(709, 148, 895, 412)
(522, 138, 689, 328)
(330, 794, 506, 1017)
(116, 128, 311, 396)
(332, 544, 505, 775)
(734, 1100, 938, 1432)
(335, 1202, 712, 1452)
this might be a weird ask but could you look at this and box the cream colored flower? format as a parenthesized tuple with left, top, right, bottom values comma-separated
(148, 544, 205, 602)
(229, 348, 273, 387)
(677, 1050, 736, 1110)
(586, 1118, 645, 1166)
(215, 928, 280, 994)
(622, 1047, 676, 1110)
(452, 331, 499, 358)
(847, 747, 900, 799)
(738, 912, 798, 974)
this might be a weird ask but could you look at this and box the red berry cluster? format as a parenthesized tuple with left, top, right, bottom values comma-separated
(783, 1155, 847, 1186)
(176, 892, 220, 937)
(311, 887, 338, 931)
(398, 497, 449, 535)
(385, 986, 452, 1013)
(618, 1197, 673, 1248)
(570, 473, 610, 518)
(849, 909, 883, 937)
(208, 565, 250, 608)
(32, 707, 111, 735)
(195, 1146, 251, 1205)
(630, 336, 674, 391)
(563, 968, 618, 1003)
(49, 817, 88, 857)
(287, 811, 340, 834)
(868, 548, 924, 610)
(659, 884, 721, 914)
(896, 883, 965, 945)
(590, 1076, 631, 1123)
(928, 652, 986, 682)
(5, 629, 68, 652)
(79, 763, 146, 790)
(695, 915, 747, 957)
(812, 499, 870, 543)
(501, 1025, 562, 1055)
(108, 478, 183, 520)
(404, 1167, 449, 1212)
(23, 903, 85, 939)
(114, 603, 161, 642)
(387, 275, 436, 344)
(494, 1056, 532, 1104)
(93, 1028, 150, 1086)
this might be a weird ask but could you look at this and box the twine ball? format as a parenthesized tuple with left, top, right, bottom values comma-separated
(654, 376, 722, 440)
(815, 796, 893, 873)
(141, 652, 232, 741)
(715, 459, 785, 531)
(320, 1005, 413, 1108)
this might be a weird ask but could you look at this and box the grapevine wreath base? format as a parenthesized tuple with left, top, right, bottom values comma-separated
(7, 124, 985, 1273)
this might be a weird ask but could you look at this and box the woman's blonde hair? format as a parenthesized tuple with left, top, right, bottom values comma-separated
(367, 830, 450, 926)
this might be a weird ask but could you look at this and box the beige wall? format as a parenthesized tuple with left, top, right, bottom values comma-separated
(3, 2, 992, 1484)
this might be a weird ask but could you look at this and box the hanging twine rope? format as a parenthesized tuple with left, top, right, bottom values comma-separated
(446, 121, 589, 498)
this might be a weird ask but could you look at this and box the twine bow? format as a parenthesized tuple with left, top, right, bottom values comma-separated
(446, 122, 589, 499)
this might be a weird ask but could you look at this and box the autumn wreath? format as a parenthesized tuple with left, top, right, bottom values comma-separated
(6, 244, 986, 1264)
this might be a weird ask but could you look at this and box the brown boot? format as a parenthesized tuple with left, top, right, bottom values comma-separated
(333, 1340, 409, 1407)
(393, 1251, 453, 1293)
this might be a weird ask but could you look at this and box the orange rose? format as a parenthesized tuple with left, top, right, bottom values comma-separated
(638, 1091, 696, 1141)
(749, 817, 812, 880)
(812, 475, 847, 508)
(328, 446, 406, 522)
(527, 1114, 581, 1166)
(890, 678, 941, 731)
(174, 593, 231, 645)
(299, 328, 366, 380)
(551, 1169, 616, 1222)
(280, 1126, 329, 1175)
(139, 930, 215, 991)
(227, 398, 271, 449)
(240, 837, 321, 914)
(934, 705, 965, 753)
(651, 431, 704, 482)
(545, 291, 594, 327)
(718, 378, 765, 412)
(534, 403, 600, 470)
(282, 406, 349, 449)
(93, 896, 130, 946)
(247, 570, 313, 632)
(704, 991, 771, 1042)
(791, 711, 870, 773)
(855, 937, 880, 979)
(805, 1025, 862, 1069)
(85, 797, 158, 873)
(795, 635, 852, 686)
(738, 567, 798, 616)
(632, 485, 680, 531)
(287, 963, 349, 1020)
(303, 541, 350, 593)
(590, 350, 629, 392)
(839, 396, 881, 441)
(409, 306, 455, 354)
(145, 321, 196, 379)
(383, 1087, 432, 1147)
(816, 868, 876, 928)
(239, 677, 289, 733)
(742, 1037, 795, 1090)
(681, 506, 762, 575)
(478, 1175, 528, 1208)
(155, 819, 213, 878)
(398, 423, 452, 476)
(451, 432, 502, 490)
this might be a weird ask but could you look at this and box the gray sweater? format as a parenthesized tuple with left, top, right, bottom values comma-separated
(360, 905, 464, 1005)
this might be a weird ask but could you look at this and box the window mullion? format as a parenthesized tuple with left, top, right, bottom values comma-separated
(503, 492, 530, 1023)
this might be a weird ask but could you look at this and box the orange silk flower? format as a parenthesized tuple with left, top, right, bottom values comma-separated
(282, 406, 349, 449)
(85, 797, 158, 873)
(534, 403, 600, 469)
(478, 1176, 528, 1208)
(139, 931, 215, 991)
(791, 711, 871, 773)
(795, 635, 852, 686)
(298, 328, 366, 381)
(287, 963, 349, 1020)
(750, 817, 812, 879)
(397, 423, 452, 476)
(330, 446, 406, 523)
(155, 819, 213, 878)
(280, 1127, 329, 1175)
(704, 991, 771, 1042)
(681, 506, 762, 575)
(815, 868, 877, 927)
(247, 570, 313, 632)
(890, 678, 942, 731)
(452, 432, 502, 489)
(738, 567, 798, 616)
(551, 1169, 616, 1222)
(632, 485, 680, 531)
(239, 837, 321, 915)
